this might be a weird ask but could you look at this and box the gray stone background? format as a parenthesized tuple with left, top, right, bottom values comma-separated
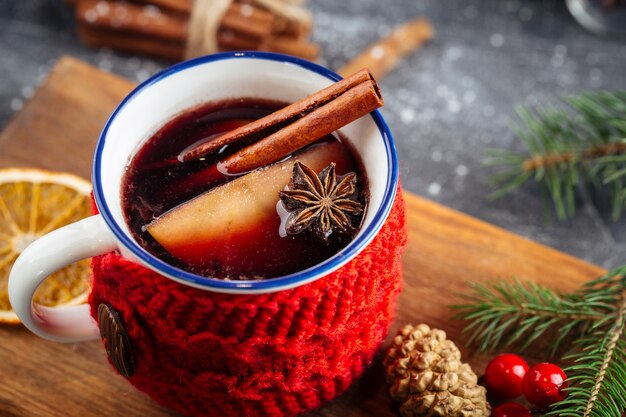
(1, 0, 625, 268)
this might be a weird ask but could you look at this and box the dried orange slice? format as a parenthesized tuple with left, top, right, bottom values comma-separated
(0, 168, 92, 324)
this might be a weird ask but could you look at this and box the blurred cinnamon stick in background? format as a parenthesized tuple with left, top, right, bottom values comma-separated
(71, 0, 318, 60)
(338, 18, 434, 80)
(69, 0, 433, 82)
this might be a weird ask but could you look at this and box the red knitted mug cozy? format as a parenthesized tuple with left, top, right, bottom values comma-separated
(89, 190, 407, 417)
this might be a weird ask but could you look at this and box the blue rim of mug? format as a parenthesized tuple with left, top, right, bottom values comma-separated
(93, 51, 398, 292)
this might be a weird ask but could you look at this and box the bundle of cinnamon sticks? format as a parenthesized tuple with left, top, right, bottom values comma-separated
(68, 0, 319, 61)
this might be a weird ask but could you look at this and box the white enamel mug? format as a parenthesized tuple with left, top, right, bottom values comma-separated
(8, 52, 398, 343)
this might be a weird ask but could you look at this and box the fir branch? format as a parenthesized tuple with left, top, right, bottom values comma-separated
(547, 287, 626, 417)
(454, 267, 626, 355)
(485, 90, 626, 220)
(454, 266, 626, 417)
(522, 143, 626, 172)
(452, 280, 604, 356)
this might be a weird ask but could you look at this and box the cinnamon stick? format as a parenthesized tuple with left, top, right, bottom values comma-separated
(338, 18, 434, 80)
(221, 3, 275, 39)
(75, 0, 316, 60)
(78, 23, 184, 60)
(262, 35, 318, 60)
(76, 0, 273, 44)
(271, 15, 309, 38)
(217, 30, 262, 50)
(128, 0, 311, 37)
(182, 69, 383, 175)
(241, 0, 312, 37)
(78, 22, 317, 61)
(76, 0, 187, 41)
(131, 0, 193, 14)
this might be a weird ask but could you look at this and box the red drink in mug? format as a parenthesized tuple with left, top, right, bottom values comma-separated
(9, 52, 406, 417)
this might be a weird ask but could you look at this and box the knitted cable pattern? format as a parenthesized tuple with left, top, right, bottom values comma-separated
(89, 190, 407, 417)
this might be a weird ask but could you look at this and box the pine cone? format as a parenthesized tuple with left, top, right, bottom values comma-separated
(384, 324, 490, 417)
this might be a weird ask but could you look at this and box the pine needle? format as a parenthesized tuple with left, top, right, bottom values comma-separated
(547, 289, 626, 417)
(485, 90, 626, 220)
(452, 279, 603, 357)
(453, 266, 626, 417)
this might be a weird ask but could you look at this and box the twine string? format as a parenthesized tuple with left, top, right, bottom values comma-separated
(186, 0, 234, 58)
(186, 0, 311, 58)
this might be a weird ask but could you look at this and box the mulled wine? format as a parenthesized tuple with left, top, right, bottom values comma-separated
(122, 98, 367, 279)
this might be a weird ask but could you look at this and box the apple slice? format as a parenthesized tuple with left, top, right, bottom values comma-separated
(145, 141, 355, 277)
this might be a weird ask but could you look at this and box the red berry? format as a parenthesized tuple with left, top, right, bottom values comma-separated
(492, 402, 532, 417)
(484, 353, 529, 399)
(523, 362, 568, 408)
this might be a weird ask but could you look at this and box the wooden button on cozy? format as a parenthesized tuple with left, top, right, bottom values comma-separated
(97, 303, 135, 378)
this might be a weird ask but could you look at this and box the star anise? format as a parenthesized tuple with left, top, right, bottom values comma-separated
(278, 161, 364, 242)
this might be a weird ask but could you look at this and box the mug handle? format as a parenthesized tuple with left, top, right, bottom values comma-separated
(8, 214, 118, 343)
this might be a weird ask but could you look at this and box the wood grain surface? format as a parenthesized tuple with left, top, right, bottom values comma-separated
(0, 57, 606, 417)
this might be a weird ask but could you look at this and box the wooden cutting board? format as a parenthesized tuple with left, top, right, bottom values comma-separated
(0, 57, 605, 417)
